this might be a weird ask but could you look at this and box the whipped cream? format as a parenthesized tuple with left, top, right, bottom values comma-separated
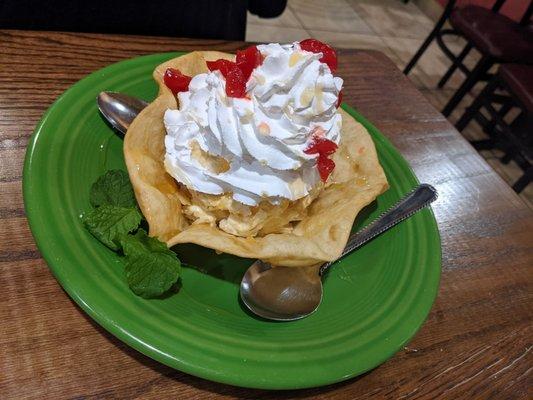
(164, 42, 343, 206)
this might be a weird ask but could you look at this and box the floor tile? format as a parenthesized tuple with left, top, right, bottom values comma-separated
(413, 0, 443, 22)
(381, 36, 480, 91)
(447, 35, 482, 70)
(498, 157, 529, 186)
(453, 108, 497, 144)
(346, 0, 435, 39)
(287, 0, 373, 34)
(486, 157, 512, 181)
(458, 115, 532, 207)
(307, 30, 386, 50)
(418, 88, 457, 110)
(245, 25, 310, 44)
(246, 7, 303, 29)
(485, 158, 533, 207)
(458, 120, 489, 143)
(308, 30, 403, 68)
(478, 149, 497, 159)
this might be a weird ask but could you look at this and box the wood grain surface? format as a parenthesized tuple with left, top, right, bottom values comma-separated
(1, 30, 532, 399)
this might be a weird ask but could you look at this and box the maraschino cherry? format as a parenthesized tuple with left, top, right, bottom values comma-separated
(304, 137, 338, 182)
(163, 68, 192, 96)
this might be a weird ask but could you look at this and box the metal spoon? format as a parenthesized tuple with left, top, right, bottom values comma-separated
(240, 184, 438, 321)
(97, 92, 148, 134)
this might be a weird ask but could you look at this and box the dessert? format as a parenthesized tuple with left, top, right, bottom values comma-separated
(124, 41, 388, 267)
(164, 42, 342, 237)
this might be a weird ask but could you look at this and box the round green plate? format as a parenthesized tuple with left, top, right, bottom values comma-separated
(23, 53, 441, 390)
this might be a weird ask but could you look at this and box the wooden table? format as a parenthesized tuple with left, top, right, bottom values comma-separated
(1, 30, 531, 399)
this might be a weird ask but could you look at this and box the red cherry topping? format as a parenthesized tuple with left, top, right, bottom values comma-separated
(317, 155, 336, 182)
(224, 68, 247, 98)
(304, 137, 338, 182)
(304, 138, 338, 156)
(163, 68, 192, 96)
(299, 39, 338, 73)
(236, 45, 263, 81)
(206, 59, 234, 75)
(206, 59, 246, 98)
(336, 90, 343, 108)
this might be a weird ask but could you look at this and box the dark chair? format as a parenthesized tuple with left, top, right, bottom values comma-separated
(404, 0, 533, 118)
(456, 64, 533, 193)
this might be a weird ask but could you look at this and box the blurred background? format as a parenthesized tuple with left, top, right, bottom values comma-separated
(246, 0, 532, 206)
(1, 0, 531, 204)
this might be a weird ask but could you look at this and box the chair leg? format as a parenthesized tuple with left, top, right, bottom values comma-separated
(512, 166, 532, 193)
(438, 43, 473, 89)
(501, 151, 515, 164)
(455, 73, 499, 131)
(455, 100, 481, 131)
(509, 111, 527, 131)
(485, 99, 513, 136)
(403, 31, 438, 75)
(471, 139, 495, 150)
(442, 56, 494, 117)
(403, 3, 453, 75)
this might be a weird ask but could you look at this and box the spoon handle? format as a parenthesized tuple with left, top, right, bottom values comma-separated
(319, 183, 438, 275)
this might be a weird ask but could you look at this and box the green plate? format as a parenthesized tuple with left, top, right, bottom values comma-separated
(23, 53, 441, 390)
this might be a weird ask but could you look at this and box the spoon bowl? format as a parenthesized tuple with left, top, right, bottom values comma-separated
(240, 262, 323, 321)
(97, 91, 148, 134)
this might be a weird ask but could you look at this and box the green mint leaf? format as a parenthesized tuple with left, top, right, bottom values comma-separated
(83, 205, 142, 251)
(90, 169, 137, 208)
(120, 230, 181, 298)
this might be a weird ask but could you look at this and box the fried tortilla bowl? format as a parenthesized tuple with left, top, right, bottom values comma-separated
(124, 51, 388, 267)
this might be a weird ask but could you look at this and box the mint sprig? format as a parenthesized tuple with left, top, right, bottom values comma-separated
(121, 230, 181, 298)
(83, 205, 142, 250)
(90, 169, 137, 208)
(82, 169, 182, 299)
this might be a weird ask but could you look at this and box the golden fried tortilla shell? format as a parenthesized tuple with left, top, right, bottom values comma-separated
(124, 51, 388, 267)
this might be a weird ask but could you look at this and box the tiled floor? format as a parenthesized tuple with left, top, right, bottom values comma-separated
(246, 0, 532, 207)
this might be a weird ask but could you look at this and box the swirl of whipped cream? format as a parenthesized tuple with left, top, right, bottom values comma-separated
(164, 42, 343, 206)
